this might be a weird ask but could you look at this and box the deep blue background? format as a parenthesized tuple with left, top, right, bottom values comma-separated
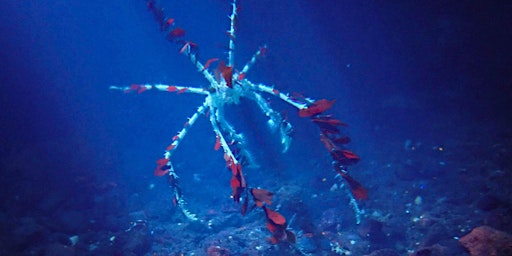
(1, 0, 511, 253)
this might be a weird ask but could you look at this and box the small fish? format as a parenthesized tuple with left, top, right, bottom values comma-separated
(263, 207, 295, 244)
(217, 61, 233, 88)
(154, 158, 170, 176)
(298, 99, 335, 117)
(332, 136, 351, 145)
(342, 172, 368, 200)
(226, 156, 245, 202)
(214, 135, 221, 151)
(177, 88, 188, 94)
(167, 85, 177, 92)
(312, 115, 348, 127)
(258, 45, 268, 56)
(250, 188, 274, 207)
(166, 144, 176, 151)
(202, 58, 219, 71)
(230, 171, 246, 202)
(166, 18, 174, 26)
(320, 134, 359, 165)
(167, 27, 186, 42)
(179, 41, 199, 55)
(333, 164, 368, 200)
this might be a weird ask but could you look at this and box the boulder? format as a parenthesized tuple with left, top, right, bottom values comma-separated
(459, 225, 512, 256)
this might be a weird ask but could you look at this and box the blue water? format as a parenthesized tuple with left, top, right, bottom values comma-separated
(1, 1, 511, 255)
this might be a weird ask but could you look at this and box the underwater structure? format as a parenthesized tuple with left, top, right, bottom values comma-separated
(110, 0, 367, 245)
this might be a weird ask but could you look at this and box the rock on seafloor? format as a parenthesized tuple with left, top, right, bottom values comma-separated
(459, 225, 512, 256)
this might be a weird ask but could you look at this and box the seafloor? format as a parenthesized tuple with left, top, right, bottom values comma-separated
(1, 1, 511, 256)
(2, 116, 511, 255)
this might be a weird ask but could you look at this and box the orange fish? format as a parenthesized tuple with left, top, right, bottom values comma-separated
(250, 188, 274, 207)
(263, 207, 295, 244)
(226, 156, 245, 202)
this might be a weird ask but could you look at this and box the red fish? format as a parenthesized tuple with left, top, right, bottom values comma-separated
(332, 136, 351, 145)
(180, 41, 199, 55)
(146, 0, 168, 31)
(320, 134, 360, 165)
(156, 158, 169, 166)
(154, 158, 170, 176)
(263, 207, 296, 244)
(265, 207, 286, 225)
(298, 99, 335, 117)
(154, 166, 169, 177)
(259, 45, 268, 56)
(179, 41, 199, 55)
(223, 67, 233, 88)
(124, 84, 140, 93)
(177, 88, 188, 94)
(167, 27, 186, 41)
(333, 164, 368, 200)
(225, 155, 245, 202)
(312, 115, 348, 127)
(202, 58, 219, 71)
(340, 150, 360, 162)
(214, 135, 221, 151)
(137, 86, 147, 94)
(319, 133, 337, 151)
(332, 149, 360, 165)
(217, 61, 233, 88)
(250, 188, 274, 207)
(230, 166, 246, 202)
(343, 173, 368, 200)
(167, 85, 177, 92)
(241, 194, 249, 215)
